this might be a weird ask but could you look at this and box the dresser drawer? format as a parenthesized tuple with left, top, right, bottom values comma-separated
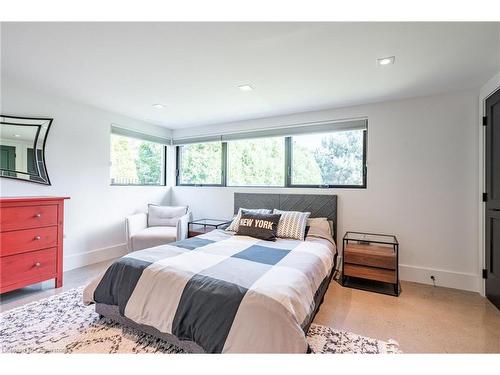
(0, 204, 58, 232)
(1, 247, 57, 288)
(0, 226, 58, 257)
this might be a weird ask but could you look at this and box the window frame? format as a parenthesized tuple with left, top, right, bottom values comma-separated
(225, 136, 286, 188)
(175, 142, 226, 187)
(110, 133, 167, 187)
(286, 129, 367, 189)
(175, 129, 367, 189)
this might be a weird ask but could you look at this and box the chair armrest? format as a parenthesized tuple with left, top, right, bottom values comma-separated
(176, 211, 193, 241)
(126, 213, 148, 250)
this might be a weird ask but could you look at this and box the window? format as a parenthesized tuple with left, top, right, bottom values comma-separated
(110, 133, 166, 186)
(175, 120, 367, 188)
(177, 142, 223, 185)
(290, 130, 365, 187)
(227, 137, 285, 186)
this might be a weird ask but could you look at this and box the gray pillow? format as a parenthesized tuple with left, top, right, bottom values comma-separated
(148, 204, 188, 227)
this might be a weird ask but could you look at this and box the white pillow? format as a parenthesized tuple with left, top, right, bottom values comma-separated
(148, 204, 188, 227)
(307, 217, 328, 226)
(226, 208, 272, 232)
(273, 209, 311, 241)
(307, 218, 332, 235)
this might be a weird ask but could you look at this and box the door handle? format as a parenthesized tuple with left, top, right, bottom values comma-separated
(34, 235, 41, 240)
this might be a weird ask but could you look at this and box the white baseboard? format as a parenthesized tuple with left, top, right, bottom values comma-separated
(399, 264, 480, 292)
(64, 243, 128, 271)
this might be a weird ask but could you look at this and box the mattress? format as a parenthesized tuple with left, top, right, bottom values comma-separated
(84, 228, 337, 353)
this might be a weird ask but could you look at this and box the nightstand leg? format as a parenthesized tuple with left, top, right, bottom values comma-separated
(394, 283, 398, 295)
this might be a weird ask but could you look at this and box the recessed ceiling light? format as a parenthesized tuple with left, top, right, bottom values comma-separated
(238, 84, 253, 92)
(152, 103, 165, 109)
(377, 56, 395, 66)
(14, 134, 21, 137)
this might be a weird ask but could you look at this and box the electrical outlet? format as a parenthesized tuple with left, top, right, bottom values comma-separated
(430, 275, 436, 287)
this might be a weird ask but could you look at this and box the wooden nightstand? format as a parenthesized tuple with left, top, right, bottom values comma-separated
(341, 231, 400, 296)
(188, 219, 232, 238)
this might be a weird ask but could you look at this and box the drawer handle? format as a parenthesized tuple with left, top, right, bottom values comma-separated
(34, 213, 42, 218)
(34, 235, 41, 240)
(34, 262, 41, 267)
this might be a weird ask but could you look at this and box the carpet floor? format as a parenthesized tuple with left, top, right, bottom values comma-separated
(0, 287, 400, 354)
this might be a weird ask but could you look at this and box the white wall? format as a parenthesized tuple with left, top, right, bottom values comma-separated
(0, 78, 171, 270)
(171, 90, 481, 292)
(1, 77, 482, 292)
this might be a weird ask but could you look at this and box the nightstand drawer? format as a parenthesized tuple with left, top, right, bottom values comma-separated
(344, 243, 396, 269)
(344, 263, 397, 284)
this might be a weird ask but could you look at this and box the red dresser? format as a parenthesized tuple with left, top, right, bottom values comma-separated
(0, 196, 69, 294)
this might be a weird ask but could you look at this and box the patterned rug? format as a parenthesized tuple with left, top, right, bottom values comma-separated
(0, 287, 400, 354)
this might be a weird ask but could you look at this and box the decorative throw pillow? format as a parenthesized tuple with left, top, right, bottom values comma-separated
(235, 212, 281, 241)
(226, 208, 272, 232)
(273, 209, 311, 241)
(148, 204, 188, 227)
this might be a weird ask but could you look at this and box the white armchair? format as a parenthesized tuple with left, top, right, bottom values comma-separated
(125, 205, 192, 252)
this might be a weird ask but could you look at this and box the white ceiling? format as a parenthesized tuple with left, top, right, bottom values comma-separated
(2, 22, 499, 129)
(0, 123, 37, 143)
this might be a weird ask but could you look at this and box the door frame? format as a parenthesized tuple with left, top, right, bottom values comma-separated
(479, 72, 500, 297)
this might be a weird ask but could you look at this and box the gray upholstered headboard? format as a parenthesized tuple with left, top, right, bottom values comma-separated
(234, 193, 338, 242)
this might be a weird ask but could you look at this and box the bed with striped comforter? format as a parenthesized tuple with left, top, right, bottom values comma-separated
(83, 228, 336, 353)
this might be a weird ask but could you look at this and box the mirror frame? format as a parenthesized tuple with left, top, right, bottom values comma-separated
(0, 115, 53, 185)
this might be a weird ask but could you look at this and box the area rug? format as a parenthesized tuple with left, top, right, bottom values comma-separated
(0, 287, 401, 354)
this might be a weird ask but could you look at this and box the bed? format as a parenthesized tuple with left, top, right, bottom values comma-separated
(83, 193, 338, 353)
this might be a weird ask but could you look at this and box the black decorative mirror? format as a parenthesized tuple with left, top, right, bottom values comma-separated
(0, 115, 53, 185)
